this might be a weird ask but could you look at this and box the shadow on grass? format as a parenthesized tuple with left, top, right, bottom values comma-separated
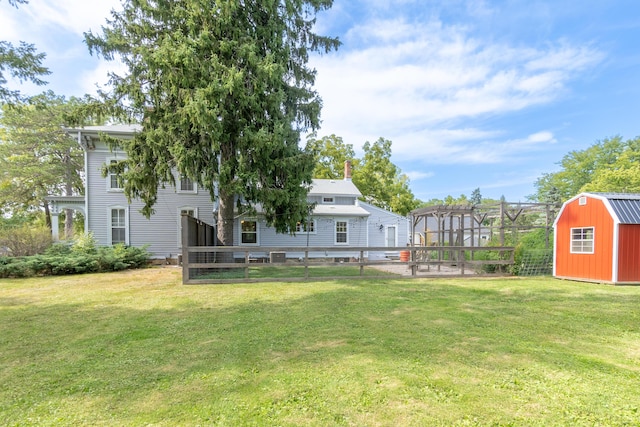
(1, 278, 640, 425)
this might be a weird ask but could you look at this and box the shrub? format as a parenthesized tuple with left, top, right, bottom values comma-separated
(0, 224, 52, 256)
(0, 243, 150, 278)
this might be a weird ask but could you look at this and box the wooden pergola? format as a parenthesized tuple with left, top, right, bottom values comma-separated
(410, 201, 558, 249)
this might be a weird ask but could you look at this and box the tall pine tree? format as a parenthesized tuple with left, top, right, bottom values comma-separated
(84, 0, 339, 245)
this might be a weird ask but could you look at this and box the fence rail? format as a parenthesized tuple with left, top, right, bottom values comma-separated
(181, 244, 515, 284)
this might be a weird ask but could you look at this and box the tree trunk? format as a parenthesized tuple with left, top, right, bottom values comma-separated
(64, 209, 74, 239)
(217, 187, 235, 247)
(44, 202, 52, 230)
(64, 147, 74, 239)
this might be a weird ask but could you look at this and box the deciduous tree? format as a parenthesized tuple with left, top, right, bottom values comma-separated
(352, 137, 419, 216)
(83, 0, 339, 245)
(0, 91, 85, 235)
(306, 134, 357, 179)
(533, 136, 630, 202)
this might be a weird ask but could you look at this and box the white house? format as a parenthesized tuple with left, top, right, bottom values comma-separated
(47, 125, 410, 261)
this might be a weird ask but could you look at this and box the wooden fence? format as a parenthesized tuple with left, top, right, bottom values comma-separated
(181, 243, 515, 284)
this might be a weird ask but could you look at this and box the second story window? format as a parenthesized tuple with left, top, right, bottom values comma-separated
(108, 160, 123, 191)
(178, 175, 196, 193)
(241, 220, 258, 244)
(323, 196, 334, 203)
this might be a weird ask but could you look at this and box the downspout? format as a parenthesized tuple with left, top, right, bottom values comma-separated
(80, 131, 90, 235)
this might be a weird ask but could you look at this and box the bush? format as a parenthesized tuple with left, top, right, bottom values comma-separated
(0, 224, 52, 256)
(0, 239, 151, 278)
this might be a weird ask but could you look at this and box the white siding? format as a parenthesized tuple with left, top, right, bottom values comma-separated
(86, 142, 215, 259)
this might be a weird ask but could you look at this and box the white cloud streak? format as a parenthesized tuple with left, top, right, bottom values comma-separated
(312, 15, 604, 165)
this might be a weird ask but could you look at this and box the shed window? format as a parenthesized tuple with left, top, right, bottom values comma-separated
(571, 227, 594, 254)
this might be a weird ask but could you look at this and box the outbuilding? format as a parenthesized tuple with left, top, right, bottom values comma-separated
(554, 192, 640, 284)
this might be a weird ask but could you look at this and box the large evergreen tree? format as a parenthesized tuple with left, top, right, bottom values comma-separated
(83, 0, 339, 246)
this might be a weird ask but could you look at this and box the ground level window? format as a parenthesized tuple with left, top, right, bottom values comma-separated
(571, 227, 594, 253)
(335, 220, 348, 244)
(111, 208, 126, 245)
(296, 219, 316, 233)
(241, 220, 258, 244)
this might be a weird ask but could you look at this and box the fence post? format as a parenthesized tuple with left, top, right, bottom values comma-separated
(244, 251, 250, 279)
(181, 213, 190, 284)
(360, 250, 364, 276)
(305, 250, 309, 280)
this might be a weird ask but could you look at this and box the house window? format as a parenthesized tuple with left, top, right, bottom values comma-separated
(323, 196, 334, 204)
(241, 220, 258, 244)
(178, 175, 197, 193)
(178, 207, 197, 247)
(108, 159, 123, 191)
(571, 227, 594, 253)
(296, 219, 316, 233)
(110, 207, 127, 245)
(335, 220, 348, 244)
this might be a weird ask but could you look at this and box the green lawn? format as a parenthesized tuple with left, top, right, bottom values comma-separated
(1, 267, 639, 426)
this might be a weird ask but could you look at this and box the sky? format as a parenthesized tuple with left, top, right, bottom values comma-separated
(2, 0, 640, 203)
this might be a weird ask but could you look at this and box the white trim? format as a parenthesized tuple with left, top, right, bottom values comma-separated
(569, 226, 594, 254)
(240, 218, 259, 246)
(335, 219, 349, 245)
(177, 175, 198, 194)
(106, 158, 124, 192)
(553, 216, 558, 277)
(296, 219, 317, 234)
(177, 207, 199, 247)
(108, 206, 129, 245)
(601, 197, 622, 283)
(385, 225, 398, 247)
(322, 196, 335, 204)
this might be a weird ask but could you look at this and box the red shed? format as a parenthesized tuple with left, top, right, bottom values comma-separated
(554, 192, 640, 284)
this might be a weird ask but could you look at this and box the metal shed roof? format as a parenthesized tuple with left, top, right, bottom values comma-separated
(594, 193, 640, 224)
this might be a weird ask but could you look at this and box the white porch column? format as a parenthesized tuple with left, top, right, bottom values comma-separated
(51, 213, 60, 241)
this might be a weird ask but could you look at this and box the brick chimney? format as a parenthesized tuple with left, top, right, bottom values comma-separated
(344, 160, 352, 180)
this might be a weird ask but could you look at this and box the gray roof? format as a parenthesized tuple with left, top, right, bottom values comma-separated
(587, 193, 640, 224)
(309, 179, 361, 197)
(65, 124, 142, 134)
(313, 204, 370, 217)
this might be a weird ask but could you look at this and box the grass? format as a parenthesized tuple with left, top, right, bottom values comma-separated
(193, 264, 396, 280)
(1, 267, 639, 426)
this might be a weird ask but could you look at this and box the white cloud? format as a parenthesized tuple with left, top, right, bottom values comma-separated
(77, 57, 125, 96)
(405, 170, 435, 181)
(24, 0, 121, 36)
(312, 15, 603, 166)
